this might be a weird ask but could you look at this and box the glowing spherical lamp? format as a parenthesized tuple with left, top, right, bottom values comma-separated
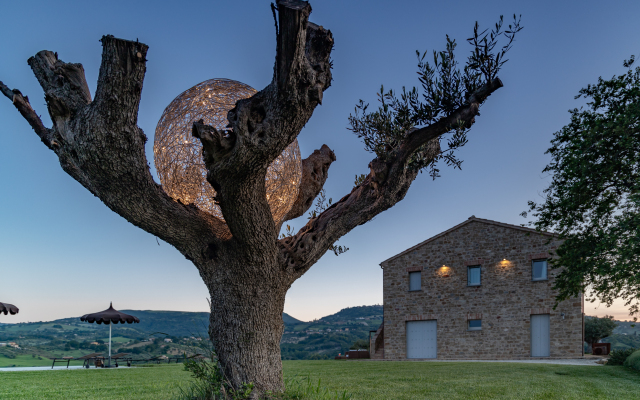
(153, 79, 301, 223)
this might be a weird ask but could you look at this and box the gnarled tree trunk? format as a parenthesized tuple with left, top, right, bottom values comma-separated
(205, 257, 288, 391)
(1, 0, 506, 396)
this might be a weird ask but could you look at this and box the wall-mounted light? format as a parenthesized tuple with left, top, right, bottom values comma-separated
(438, 265, 450, 277)
(499, 259, 513, 267)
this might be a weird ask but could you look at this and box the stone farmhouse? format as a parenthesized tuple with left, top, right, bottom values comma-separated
(370, 216, 584, 360)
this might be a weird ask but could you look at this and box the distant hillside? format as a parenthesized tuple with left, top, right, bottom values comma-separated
(319, 305, 383, 323)
(49, 310, 304, 337)
(0, 305, 383, 362)
(613, 320, 640, 335)
(124, 310, 210, 337)
(283, 313, 303, 325)
(601, 319, 640, 350)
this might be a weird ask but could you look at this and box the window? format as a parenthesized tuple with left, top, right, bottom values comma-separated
(467, 265, 481, 286)
(468, 319, 482, 331)
(409, 271, 421, 291)
(532, 259, 548, 281)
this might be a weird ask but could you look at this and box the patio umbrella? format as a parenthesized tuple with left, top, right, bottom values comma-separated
(0, 302, 19, 315)
(80, 303, 139, 367)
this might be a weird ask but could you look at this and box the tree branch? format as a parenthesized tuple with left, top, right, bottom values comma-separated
(0, 81, 54, 148)
(279, 79, 503, 280)
(192, 0, 334, 245)
(192, 119, 236, 168)
(196, 0, 333, 180)
(283, 144, 335, 222)
(27, 50, 92, 127)
(397, 78, 503, 162)
(2, 37, 230, 268)
(93, 35, 148, 126)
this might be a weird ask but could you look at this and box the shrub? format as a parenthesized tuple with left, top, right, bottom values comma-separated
(607, 348, 637, 365)
(177, 358, 254, 399)
(177, 345, 253, 400)
(623, 349, 640, 370)
(349, 339, 369, 351)
(284, 375, 352, 400)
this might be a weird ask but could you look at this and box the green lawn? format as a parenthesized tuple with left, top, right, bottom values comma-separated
(0, 365, 190, 400)
(283, 361, 640, 399)
(0, 361, 639, 399)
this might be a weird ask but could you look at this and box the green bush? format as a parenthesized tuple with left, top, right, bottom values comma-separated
(284, 375, 352, 400)
(349, 339, 369, 351)
(607, 348, 637, 365)
(177, 348, 253, 400)
(623, 349, 640, 370)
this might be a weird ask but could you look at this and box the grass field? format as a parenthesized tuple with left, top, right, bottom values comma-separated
(0, 361, 639, 399)
(283, 361, 640, 399)
(0, 365, 190, 400)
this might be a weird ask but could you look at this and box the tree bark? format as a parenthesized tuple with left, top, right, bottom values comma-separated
(205, 258, 288, 393)
(1, 0, 505, 397)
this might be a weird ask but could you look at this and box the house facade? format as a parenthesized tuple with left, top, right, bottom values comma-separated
(370, 216, 584, 360)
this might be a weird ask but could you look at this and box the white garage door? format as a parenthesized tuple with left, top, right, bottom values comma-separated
(531, 314, 550, 357)
(406, 320, 437, 359)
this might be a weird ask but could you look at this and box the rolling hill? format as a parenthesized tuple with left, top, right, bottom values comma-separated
(0, 305, 384, 362)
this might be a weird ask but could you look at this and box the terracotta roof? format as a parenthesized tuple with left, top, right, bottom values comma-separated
(379, 216, 555, 267)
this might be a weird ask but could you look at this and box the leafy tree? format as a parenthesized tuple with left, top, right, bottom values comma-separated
(523, 56, 640, 317)
(0, 1, 520, 395)
(349, 338, 369, 350)
(585, 315, 618, 350)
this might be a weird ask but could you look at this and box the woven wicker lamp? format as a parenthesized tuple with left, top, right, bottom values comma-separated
(154, 79, 302, 223)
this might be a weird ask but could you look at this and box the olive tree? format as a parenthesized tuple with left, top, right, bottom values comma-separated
(585, 315, 618, 351)
(0, 0, 520, 395)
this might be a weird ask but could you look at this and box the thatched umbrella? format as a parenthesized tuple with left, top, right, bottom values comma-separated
(80, 303, 139, 367)
(0, 302, 19, 315)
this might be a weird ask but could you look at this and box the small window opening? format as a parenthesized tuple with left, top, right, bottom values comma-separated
(468, 319, 482, 331)
(409, 271, 421, 291)
(532, 259, 548, 281)
(467, 265, 481, 286)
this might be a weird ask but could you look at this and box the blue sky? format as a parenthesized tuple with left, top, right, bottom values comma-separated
(1, 0, 638, 323)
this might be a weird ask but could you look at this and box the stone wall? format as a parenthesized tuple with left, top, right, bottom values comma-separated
(381, 218, 583, 359)
(369, 324, 384, 359)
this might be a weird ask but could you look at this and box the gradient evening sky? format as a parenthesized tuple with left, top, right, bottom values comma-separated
(1, 0, 639, 324)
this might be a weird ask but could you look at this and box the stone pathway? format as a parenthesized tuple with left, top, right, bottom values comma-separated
(0, 365, 134, 372)
(395, 358, 603, 366)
